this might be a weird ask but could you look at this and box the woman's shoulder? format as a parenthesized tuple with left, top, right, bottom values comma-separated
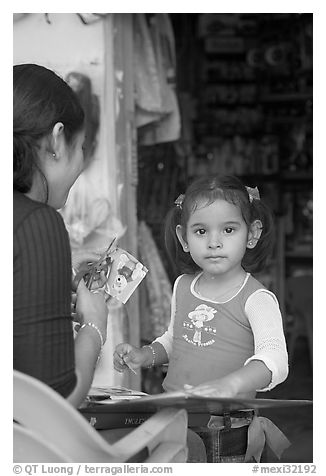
(14, 191, 65, 234)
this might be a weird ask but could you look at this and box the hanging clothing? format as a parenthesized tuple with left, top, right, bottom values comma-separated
(138, 221, 172, 341)
(60, 162, 126, 389)
(133, 14, 167, 128)
(136, 14, 181, 144)
(60, 162, 125, 252)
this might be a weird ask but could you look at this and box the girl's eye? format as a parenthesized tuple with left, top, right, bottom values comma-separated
(195, 228, 206, 236)
(224, 227, 234, 234)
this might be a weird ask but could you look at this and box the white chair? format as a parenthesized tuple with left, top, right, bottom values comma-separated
(13, 370, 188, 463)
(14, 423, 69, 462)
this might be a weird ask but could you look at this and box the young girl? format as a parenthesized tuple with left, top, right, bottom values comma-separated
(114, 174, 289, 462)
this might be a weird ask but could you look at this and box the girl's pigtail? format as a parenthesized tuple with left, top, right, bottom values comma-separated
(243, 198, 276, 273)
(164, 206, 182, 276)
(164, 201, 200, 276)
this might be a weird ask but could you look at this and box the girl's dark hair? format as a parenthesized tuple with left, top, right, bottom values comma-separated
(165, 174, 275, 275)
(13, 63, 85, 194)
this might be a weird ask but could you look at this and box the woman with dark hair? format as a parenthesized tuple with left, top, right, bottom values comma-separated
(13, 63, 108, 408)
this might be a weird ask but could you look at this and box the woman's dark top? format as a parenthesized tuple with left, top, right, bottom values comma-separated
(13, 190, 77, 397)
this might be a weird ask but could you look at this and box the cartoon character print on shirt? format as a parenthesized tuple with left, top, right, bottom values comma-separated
(183, 304, 217, 347)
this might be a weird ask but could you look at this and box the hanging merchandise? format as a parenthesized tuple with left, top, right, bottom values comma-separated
(66, 72, 100, 166)
(61, 169, 125, 251)
(138, 14, 181, 145)
(138, 221, 172, 342)
(60, 71, 126, 389)
(133, 14, 166, 127)
(60, 71, 125, 251)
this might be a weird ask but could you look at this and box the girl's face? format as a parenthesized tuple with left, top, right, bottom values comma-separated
(178, 199, 251, 279)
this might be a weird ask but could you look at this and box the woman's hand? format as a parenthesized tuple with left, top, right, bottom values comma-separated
(71, 248, 109, 292)
(68, 278, 109, 408)
(75, 279, 108, 343)
(72, 248, 106, 273)
(71, 291, 78, 322)
(113, 343, 147, 373)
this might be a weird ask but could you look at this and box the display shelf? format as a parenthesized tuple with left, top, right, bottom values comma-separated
(193, 13, 312, 291)
(280, 171, 312, 181)
(256, 12, 312, 280)
(266, 116, 310, 125)
(239, 173, 280, 182)
(260, 92, 312, 103)
(204, 79, 258, 84)
(285, 251, 312, 259)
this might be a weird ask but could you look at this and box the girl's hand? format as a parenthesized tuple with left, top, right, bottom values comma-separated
(184, 378, 238, 399)
(113, 343, 147, 373)
(75, 279, 108, 343)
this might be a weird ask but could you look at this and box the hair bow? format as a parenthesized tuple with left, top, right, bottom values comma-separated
(245, 186, 260, 203)
(174, 194, 185, 209)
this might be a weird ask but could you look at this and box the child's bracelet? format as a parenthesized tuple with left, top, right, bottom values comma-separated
(143, 344, 156, 368)
(80, 322, 104, 360)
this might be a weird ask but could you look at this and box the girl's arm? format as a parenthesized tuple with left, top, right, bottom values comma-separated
(244, 289, 289, 391)
(186, 360, 272, 399)
(113, 276, 183, 372)
(114, 340, 169, 371)
(114, 287, 178, 370)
